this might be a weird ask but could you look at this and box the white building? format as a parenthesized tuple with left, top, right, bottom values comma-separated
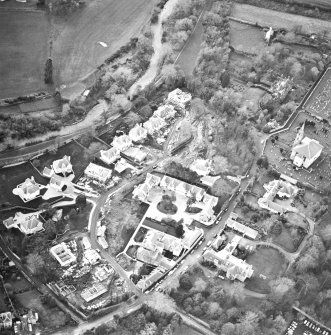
(190, 159, 212, 176)
(167, 88, 192, 110)
(84, 163, 112, 183)
(129, 124, 148, 142)
(50, 242, 76, 267)
(49, 176, 65, 191)
(100, 147, 120, 165)
(112, 135, 132, 152)
(290, 137, 323, 169)
(143, 117, 166, 135)
(98, 236, 109, 249)
(3, 212, 43, 235)
(52, 156, 73, 176)
(123, 146, 147, 163)
(13, 177, 41, 202)
(153, 104, 177, 120)
(42, 167, 53, 178)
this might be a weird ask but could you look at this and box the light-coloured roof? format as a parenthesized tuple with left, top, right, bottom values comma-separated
(85, 163, 112, 181)
(123, 147, 147, 162)
(292, 137, 323, 160)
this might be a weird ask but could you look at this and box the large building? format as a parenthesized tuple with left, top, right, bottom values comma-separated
(226, 213, 259, 240)
(100, 147, 120, 165)
(0, 312, 12, 330)
(52, 155, 73, 176)
(167, 88, 192, 110)
(258, 178, 298, 214)
(190, 159, 212, 176)
(12, 176, 41, 202)
(84, 163, 112, 183)
(203, 235, 253, 282)
(290, 137, 323, 169)
(3, 212, 43, 235)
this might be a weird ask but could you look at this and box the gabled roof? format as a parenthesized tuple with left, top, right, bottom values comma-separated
(100, 147, 120, 160)
(292, 137, 323, 159)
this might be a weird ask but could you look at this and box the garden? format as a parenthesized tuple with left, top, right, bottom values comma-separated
(245, 247, 287, 294)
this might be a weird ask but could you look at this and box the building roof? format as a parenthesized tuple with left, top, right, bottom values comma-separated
(85, 163, 112, 182)
(129, 124, 148, 141)
(20, 217, 43, 235)
(100, 147, 120, 164)
(98, 236, 108, 249)
(52, 155, 72, 174)
(50, 175, 64, 189)
(42, 166, 53, 178)
(114, 158, 130, 173)
(153, 104, 176, 119)
(50, 242, 76, 266)
(143, 117, 166, 133)
(13, 177, 41, 202)
(123, 146, 147, 163)
(292, 137, 323, 160)
(0, 312, 12, 325)
(81, 283, 107, 302)
(112, 135, 132, 151)
(190, 159, 212, 176)
(226, 218, 258, 240)
(168, 89, 192, 107)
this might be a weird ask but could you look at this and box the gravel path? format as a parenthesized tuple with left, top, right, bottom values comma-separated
(232, 4, 331, 38)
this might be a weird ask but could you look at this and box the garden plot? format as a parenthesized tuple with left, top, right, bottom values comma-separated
(229, 20, 264, 53)
(232, 3, 331, 38)
(245, 247, 287, 294)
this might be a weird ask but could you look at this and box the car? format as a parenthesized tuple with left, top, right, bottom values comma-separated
(213, 233, 218, 238)
(152, 165, 157, 169)
(202, 247, 207, 252)
(224, 207, 228, 212)
(215, 221, 219, 225)
(198, 241, 203, 246)
(207, 241, 212, 247)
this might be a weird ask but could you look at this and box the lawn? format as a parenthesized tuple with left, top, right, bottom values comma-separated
(52, 0, 154, 85)
(229, 20, 264, 53)
(245, 247, 287, 294)
(270, 225, 305, 253)
(0, 162, 48, 209)
(36, 140, 91, 182)
(0, 10, 50, 99)
(67, 203, 92, 231)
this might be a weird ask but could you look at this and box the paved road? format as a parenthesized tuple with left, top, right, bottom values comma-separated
(0, 235, 85, 324)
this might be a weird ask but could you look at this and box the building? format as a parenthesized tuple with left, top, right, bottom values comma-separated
(143, 117, 166, 135)
(132, 173, 161, 202)
(98, 236, 109, 249)
(50, 242, 76, 267)
(82, 236, 91, 250)
(226, 214, 258, 240)
(84, 249, 101, 265)
(0, 312, 12, 330)
(100, 147, 120, 165)
(290, 137, 323, 169)
(136, 269, 163, 291)
(49, 175, 66, 191)
(123, 146, 147, 163)
(42, 166, 53, 178)
(153, 104, 177, 120)
(52, 155, 73, 176)
(13, 176, 41, 202)
(258, 179, 299, 214)
(114, 158, 130, 174)
(81, 283, 107, 303)
(3, 212, 43, 235)
(84, 163, 112, 183)
(167, 88, 192, 110)
(190, 159, 212, 176)
(112, 134, 132, 152)
(129, 124, 148, 142)
(203, 235, 253, 282)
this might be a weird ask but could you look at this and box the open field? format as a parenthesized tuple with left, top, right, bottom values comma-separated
(52, 0, 154, 85)
(245, 247, 286, 293)
(232, 4, 331, 38)
(0, 10, 50, 99)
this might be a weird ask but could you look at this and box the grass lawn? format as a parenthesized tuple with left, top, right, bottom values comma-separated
(68, 203, 92, 231)
(36, 140, 91, 181)
(0, 11, 50, 99)
(270, 225, 305, 253)
(245, 247, 287, 294)
(0, 162, 48, 209)
(52, 0, 154, 85)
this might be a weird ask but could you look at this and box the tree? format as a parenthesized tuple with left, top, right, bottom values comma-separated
(220, 71, 230, 88)
(25, 253, 45, 275)
(221, 322, 236, 335)
(75, 193, 87, 209)
(175, 224, 184, 238)
(44, 58, 53, 84)
(269, 277, 295, 303)
(179, 274, 193, 291)
(44, 219, 56, 239)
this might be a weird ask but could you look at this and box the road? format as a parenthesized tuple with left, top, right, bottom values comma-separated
(0, 235, 85, 324)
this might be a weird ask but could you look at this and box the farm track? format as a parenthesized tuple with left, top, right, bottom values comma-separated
(52, 0, 154, 85)
(232, 3, 331, 39)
